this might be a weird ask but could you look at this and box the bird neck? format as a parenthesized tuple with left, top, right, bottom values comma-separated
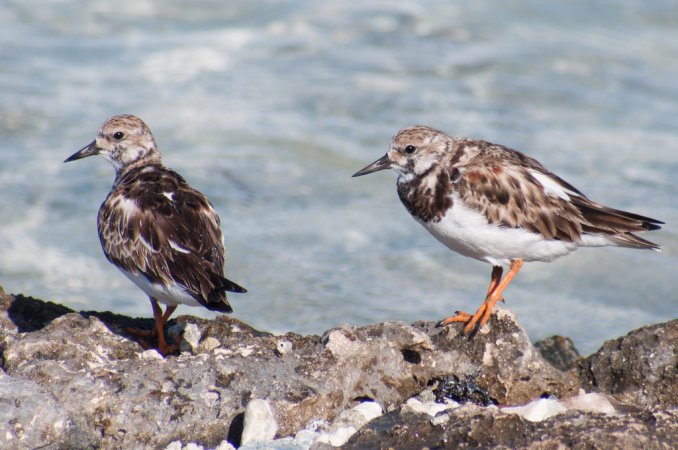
(115, 155, 163, 178)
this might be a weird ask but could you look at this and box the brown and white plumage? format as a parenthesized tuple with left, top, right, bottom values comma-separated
(65, 114, 246, 354)
(353, 125, 662, 334)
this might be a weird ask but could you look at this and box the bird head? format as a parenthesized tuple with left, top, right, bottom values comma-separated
(64, 114, 161, 173)
(352, 125, 451, 181)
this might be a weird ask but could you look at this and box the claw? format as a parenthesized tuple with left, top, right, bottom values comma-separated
(437, 311, 473, 328)
(439, 259, 523, 336)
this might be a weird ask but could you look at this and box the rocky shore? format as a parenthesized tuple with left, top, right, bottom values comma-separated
(0, 287, 675, 449)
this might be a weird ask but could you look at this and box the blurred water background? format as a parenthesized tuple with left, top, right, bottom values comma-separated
(1, 0, 677, 355)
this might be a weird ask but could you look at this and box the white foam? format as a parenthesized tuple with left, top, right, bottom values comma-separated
(1, 0, 674, 358)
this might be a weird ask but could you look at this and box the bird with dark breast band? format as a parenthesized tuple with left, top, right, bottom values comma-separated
(65, 114, 246, 355)
(353, 126, 662, 335)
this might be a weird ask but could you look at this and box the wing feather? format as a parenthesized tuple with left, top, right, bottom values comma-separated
(452, 143, 661, 248)
(98, 165, 245, 311)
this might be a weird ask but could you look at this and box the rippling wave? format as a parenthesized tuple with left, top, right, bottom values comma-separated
(1, 0, 676, 354)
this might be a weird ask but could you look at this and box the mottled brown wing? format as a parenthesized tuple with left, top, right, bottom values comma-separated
(452, 147, 662, 247)
(98, 166, 245, 311)
(453, 161, 585, 241)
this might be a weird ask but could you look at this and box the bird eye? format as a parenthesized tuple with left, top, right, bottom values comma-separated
(404, 145, 416, 154)
(113, 131, 125, 140)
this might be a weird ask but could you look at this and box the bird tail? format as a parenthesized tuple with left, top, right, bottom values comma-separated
(606, 233, 662, 251)
(204, 275, 247, 313)
(573, 198, 663, 250)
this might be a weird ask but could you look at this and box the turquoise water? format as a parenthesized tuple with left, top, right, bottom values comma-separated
(1, 1, 676, 354)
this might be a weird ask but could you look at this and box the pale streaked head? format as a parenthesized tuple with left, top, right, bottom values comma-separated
(352, 125, 454, 180)
(64, 114, 161, 173)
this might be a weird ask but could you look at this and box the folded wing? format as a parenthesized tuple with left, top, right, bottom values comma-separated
(98, 166, 246, 312)
(452, 147, 662, 249)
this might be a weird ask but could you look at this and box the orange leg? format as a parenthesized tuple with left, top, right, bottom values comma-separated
(438, 265, 503, 325)
(124, 299, 179, 356)
(438, 260, 523, 334)
(151, 299, 178, 356)
(486, 265, 503, 299)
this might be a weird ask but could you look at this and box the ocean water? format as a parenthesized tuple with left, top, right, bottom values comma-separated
(1, 0, 676, 355)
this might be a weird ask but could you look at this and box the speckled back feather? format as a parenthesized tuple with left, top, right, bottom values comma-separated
(392, 126, 662, 249)
(99, 164, 245, 312)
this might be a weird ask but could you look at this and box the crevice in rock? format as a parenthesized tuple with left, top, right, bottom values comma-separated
(226, 411, 245, 448)
(401, 349, 422, 364)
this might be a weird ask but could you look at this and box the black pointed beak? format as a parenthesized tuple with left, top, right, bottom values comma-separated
(352, 154, 392, 177)
(64, 140, 99, 163)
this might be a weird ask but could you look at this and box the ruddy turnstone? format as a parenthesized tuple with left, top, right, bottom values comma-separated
(65, 114, 246, 355)
(353, 126, 662, 335)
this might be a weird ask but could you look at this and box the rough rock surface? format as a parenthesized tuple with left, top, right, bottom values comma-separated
(345, 404, 678, 449)
(240, 399, 277, 445)
(577, 319, 677, 409)
(0, 287, 675, 449)
(534, 335, 581, 371)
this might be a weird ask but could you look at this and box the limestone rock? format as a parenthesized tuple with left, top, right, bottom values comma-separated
(578, 319, 677, 408)
(535, 335, 581, 371)
(0, 289, 674, 449)
(345, 405, 677, 449)
(314, 400, 383, 446)
(0, 372, 100, 449)
(241, 399, 278, 445)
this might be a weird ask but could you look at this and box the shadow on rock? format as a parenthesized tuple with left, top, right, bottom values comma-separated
(4, 293, 73, 332)
(0, 287, 182, 351)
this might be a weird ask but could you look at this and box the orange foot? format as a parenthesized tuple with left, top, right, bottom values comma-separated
(437, 297, 502, 334)
(123, 299, 180, 356)
(437, 259, 523, 335)
(123, 328, 181, 356)
(150, 298, 181, 356)
(156, 338, 180, 357)
(123, 326, 156, 349)
(123, 325, 181, 356)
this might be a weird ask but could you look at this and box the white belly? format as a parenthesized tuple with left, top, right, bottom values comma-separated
(119, 268, 202, 307)
(419, 193, 582, 266)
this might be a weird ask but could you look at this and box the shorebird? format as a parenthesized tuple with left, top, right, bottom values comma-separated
(65, 114, 246, 354)
(353, 125, 662, 334)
